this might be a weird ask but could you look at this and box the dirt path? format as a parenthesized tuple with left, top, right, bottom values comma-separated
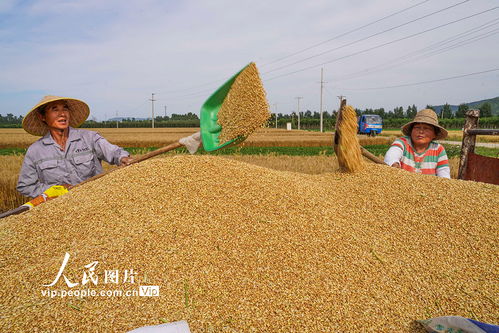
(439, 140, 499, 148)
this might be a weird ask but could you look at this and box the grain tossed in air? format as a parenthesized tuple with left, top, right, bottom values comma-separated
(217, 62, 270, 144)
(334, 104, 364, 172)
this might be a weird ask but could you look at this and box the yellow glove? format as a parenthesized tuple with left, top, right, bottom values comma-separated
(44, 185, 70, 198)
(23, 185, 70, 208)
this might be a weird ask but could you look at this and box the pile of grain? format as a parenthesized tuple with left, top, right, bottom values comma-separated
(1, 155, 497, 332)
(334, 104, 364, 172)
(217, 62, 270, 144)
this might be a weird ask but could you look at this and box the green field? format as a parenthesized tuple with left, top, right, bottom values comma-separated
(1, 144, 497, 158)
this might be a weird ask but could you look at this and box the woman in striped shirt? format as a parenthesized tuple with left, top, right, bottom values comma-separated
(384, 109, 450, 178)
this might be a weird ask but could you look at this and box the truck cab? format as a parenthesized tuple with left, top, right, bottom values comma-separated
(358, 114, 382, 136)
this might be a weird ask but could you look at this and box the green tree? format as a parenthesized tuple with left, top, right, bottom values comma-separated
(479, 102, 492, 117)
(377, 108, 386, 117)
(441, 103, 453, 119)
(425, 105, 435, 111)
(455, 103, 469, 118)
(406, 104, 417, 118)
(393, 106, 404, 118)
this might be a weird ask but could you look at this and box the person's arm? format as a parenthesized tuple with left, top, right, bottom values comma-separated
(16, 153, 52, 198)
(92, 132, 130, 166)
(436, 166, 450, 178)
(436, 145, 451, 179)
(384, 145, 403, 168)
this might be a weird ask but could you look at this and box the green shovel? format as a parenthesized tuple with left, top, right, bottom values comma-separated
(200, 63, 251, 151)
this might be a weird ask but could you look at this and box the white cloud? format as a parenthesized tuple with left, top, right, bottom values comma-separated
(1, 0, 498, 119)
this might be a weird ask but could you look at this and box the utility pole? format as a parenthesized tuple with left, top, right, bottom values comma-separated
(337, 95, 346, 103)
(337, 96, 346, 126)
(319, 68, 325, 132)
(116, 110, 118, 129)
(164, 105, 167, 118)
(295, 97, 303, 130)
(274, 103, 278, 129)
(150, 93, 156, 128)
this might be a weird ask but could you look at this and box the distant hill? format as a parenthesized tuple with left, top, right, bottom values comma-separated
(433, 96, 499, 116)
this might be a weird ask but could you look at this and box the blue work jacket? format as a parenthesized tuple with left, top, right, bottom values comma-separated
(17, 127, 129, 197)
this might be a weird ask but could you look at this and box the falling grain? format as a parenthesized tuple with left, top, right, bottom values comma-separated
(217, 62, 270, 144)
(334, 104, 364, 172)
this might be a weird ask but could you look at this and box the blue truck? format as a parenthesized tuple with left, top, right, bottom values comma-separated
(357, 114, 383, 136)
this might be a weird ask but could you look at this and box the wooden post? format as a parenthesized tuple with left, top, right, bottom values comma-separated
(458, 109, 480, 179)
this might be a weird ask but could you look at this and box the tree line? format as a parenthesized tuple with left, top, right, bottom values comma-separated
(0, 102, 496, 129)
(353, 102, 493, 119)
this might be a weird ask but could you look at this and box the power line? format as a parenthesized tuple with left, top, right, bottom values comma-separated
(333, 18, 499, 82)
(156, 86, 216, 102)
(139, 1, 437, 99)
(391, 29, 499, 68)
(263, 0, 470, 75)
(335, 68, 499, 90)
(261, 0, 432, 67)
(337, 29, 498, 82)
(263, 6, 498, 81)
(156, 78, 223, 95)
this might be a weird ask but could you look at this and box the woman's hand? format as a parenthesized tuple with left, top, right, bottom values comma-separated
(120, 156, 133, 166)
(391, 162, 401, 168)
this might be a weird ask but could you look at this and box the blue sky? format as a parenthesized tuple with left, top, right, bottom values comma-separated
(1, 0, 498, 121)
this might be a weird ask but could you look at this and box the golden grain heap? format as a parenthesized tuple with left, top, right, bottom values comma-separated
(334, 104, 365, 172)
(217, 62, 270, 144)
(1, 155, 498, 332)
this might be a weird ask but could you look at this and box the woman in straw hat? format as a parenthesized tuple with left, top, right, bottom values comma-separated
(17, 95, 132, 198)
(384, 108, 450, 178)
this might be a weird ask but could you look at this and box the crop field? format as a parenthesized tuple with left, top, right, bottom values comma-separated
(378, 129, 499, 143)
(0, 128, 393, 149)
(1, 128, 497, 151)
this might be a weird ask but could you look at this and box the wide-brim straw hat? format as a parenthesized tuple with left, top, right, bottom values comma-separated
(401, 108, 448, 140)
(22, 95, 90, 136)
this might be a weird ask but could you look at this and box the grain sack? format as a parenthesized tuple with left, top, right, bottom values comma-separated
(0, 155, 497, 332)
(217, 62, 270, 144)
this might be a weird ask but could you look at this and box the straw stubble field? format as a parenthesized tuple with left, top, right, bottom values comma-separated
(2, 128, 496, 150)
(0, 128, 394, 149)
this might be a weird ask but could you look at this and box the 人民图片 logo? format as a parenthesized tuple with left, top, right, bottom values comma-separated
(41, 252, 159, 298)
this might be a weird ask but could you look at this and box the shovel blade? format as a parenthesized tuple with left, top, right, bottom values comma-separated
(200, 63, 250, 152)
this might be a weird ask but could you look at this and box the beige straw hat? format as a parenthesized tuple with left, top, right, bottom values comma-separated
(401, 108, 448, 140)
(22, 95, 90, 136)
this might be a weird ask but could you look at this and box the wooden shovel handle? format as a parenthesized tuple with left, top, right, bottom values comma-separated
(129, 141, 183, 164)
(76, 141, 183, 187)
(360, 146, 384, 164)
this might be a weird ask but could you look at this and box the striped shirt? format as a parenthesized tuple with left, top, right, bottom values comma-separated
(384, 136, 450, 178)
